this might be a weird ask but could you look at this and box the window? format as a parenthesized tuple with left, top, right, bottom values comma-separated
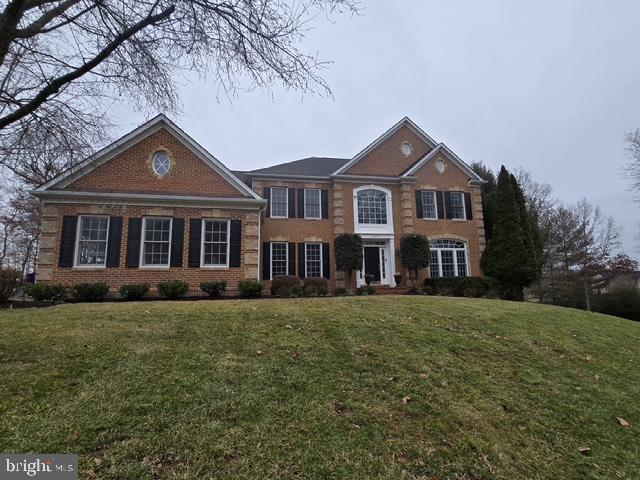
(202, 220, 229, 267)
(421, 190, 437, 219)
(271, 242, 288, 278)
(449, 192, 465, 220)
(304, 189, 321, 219)
(429, 240, 468, 278)
(305, 243, 322, 278)
(357, 189, 387, 224)
(76, 216, 109, 266)
(270, 187, 288, 218)
(152, 151, 171, 176)
(141, 218, 171, 267)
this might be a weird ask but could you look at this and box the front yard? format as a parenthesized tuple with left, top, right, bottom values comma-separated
(0, 297, 638, 479)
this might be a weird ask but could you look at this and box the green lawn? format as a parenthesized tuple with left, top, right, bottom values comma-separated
(0, 297, 638, 479)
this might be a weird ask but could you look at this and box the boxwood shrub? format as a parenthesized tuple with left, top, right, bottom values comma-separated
(200, 280, 227, 297)
(271, 275, 301, 297)
(119, 283, 149, 301)
(27, 283, 68, 302)
(72, 282, 110, 302)
(157, 280, 189, 299)
(238, 279, 263, 298)
(424, 276, 500, 298)
(303, 277, 329, 296)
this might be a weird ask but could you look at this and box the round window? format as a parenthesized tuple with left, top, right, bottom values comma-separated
(435, 159, 446, 174)
(152, 151, 171, 176)
(400, 142, 413, 157)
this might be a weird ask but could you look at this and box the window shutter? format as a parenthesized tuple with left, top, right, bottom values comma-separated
(415, 190, 423, 219)
(288, 242, 296, 275)
(264, 187, 271, 218)
(298, 242, 306, 278)
(262, 242, 270, 280)
(188, 219, 202, 268)
(444, 192, 452, 219)
(321, 190, 329, 219)
(106, 217, 122, 267)
(464, 192, 473, 220)
(288, 188, 296, 218)
(126, 218, 142, 267)
(436, 191, 445, 219)
(297, 189, 305, 218)
(170, 218, 184, 267)
(322, 243, 330, 279)
(229, 220, 242, 267)
(58, 216, 77, 268)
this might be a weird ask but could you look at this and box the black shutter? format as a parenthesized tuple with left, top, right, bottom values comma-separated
(188, 219, 202, 268)
(436, 191, 445, 219)
(321, 190, 329, 219)
(126, 218, 142, 267)
(464, 192, 473, 220)
(229, 220, 242, 267)
(322, 243, 330, 279)
(264, 187, 271, 218)
(288, 188, 296, 218)
(170, 218, 184, 267)
(262, 242, 270, 280)
(297, 189, 305, 218)
(58, 216, 77, 268)
(298, 242, 306, 278)
(288, 242, 296, 275)
(106, 217, 122, 268)
(415, 190, 423, 219)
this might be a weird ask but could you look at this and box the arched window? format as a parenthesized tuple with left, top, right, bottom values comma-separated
(429, 240, 468, 277)
(357, 189, 388, 224)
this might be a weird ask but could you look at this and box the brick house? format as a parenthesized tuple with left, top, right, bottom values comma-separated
(33, 115, 486, 295)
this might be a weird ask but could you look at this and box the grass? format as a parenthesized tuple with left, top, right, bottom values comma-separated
(0, 296, 638, 479)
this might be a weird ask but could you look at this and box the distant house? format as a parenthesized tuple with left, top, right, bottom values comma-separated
(32, 115, 486, 295)
(607, 271, 640, 291)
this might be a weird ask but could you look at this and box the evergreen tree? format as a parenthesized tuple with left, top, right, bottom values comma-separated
(510, 173, 539, 279)
(481, 166, 537, 299)
(471, 161, 497, 241)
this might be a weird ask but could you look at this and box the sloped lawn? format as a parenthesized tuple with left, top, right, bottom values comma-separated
(0, 297, 638, 479)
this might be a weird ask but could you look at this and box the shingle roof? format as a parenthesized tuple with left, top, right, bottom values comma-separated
(245, 157, 349, 177)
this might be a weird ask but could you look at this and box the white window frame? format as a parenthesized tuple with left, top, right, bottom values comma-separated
(200, 219, 230, 269)
(429, 240, 470, 277)
(139, 217, 173, 269)
(449, 191, 466, 221)
(353, 185, 394, 235)
(421, 190, 438, 220)
(74, 215, 110, 268)
(270, 187, 289, 218)
(305, 242, 323, 278)
(270, 242, 289, 280)
(304, 188, 322, 220)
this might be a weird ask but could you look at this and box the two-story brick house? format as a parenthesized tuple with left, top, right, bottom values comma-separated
(33, 115, 486, 294)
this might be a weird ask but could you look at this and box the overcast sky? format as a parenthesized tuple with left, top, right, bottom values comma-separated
(113, 0, 640, 256)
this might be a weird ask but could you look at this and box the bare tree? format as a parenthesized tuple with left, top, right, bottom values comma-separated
(625, 129, 640, 198)
(0, 0, 360, 181)
(0, 188, 42, 274)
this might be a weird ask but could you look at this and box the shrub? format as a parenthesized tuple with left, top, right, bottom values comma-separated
(238, 279, 263, 298)
(333, 287, 348, 296)
(0, 268, 21, 302)
(400, 234, 430, 287)
(271, 275, 301, 296)
(157, 280, 189, 299)
(594, 288, 640, 322)
(290, 285, 304, 297)
(424, 277, 500, 298)
(200, 280, 227, 297)
(119, 283, 149, 301)
(334, 233, 363, 293)
(72, 282, 109, 302)
(303, 277, 329, 296)
(27, 283, 68, 302)
(356, 285, 376, 296)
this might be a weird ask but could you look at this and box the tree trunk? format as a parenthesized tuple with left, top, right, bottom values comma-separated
(583, 275, 591, 311)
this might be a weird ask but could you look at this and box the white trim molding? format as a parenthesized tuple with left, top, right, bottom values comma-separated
(200, 218, 231, 269)
(402, 144, 486, 184)
(353, 185, 394, 235)
(139, 216, 173, 269)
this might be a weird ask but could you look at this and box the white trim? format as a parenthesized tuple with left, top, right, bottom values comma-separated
(303, 188, 322, 219)
(333, 117, 438, 175)
(429, 240, 470, 277)
(304, 242, 323, 278)
(73, 215, 110, 268)
(448, 191, 466, 221)
(419, 190, 438, 220)
(269, 186, 289, 218)
(402, 143, 486, 183)
(200, 219, 231, 269)
(356, 238, 394, 287)
(139, 217, 172, 269)
(270, 242, 288, 280)
(36, 114, 262, 199)
(353, 185, 394, 235)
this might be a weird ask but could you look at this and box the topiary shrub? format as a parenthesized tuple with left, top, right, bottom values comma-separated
(200, 280, 227, 297)
(119, 283, 149, 301)
(72, 282, 109, 302)
(424, 277, 500, 298)
(400, 234, 430, 287)
(303, 277, 329, 296)
(271, 275, 301, 297)
(594, 288, 640, 322)
(157, 280, 189, 299)
(238, 279, 263, 298)
(27, 283, 68, 302)
(0, 268, 21, 302)
(334, 233, 363, 294)
(356, 285, 376, 296)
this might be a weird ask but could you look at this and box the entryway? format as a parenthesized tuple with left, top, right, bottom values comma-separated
(358, 240, 393, 286)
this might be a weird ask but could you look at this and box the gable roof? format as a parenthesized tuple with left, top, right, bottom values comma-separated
(402, 143, 486, 183)
(35, 114, 261, 199)
(246, 157, 349, 177)
(332, 116, 438, 176)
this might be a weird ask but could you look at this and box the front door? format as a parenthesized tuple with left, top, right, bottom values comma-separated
(364, 246, 381, 282)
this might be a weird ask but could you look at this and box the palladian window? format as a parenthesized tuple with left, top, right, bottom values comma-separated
(357, 189, 388, 224)
(429, 240, 468, 278)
